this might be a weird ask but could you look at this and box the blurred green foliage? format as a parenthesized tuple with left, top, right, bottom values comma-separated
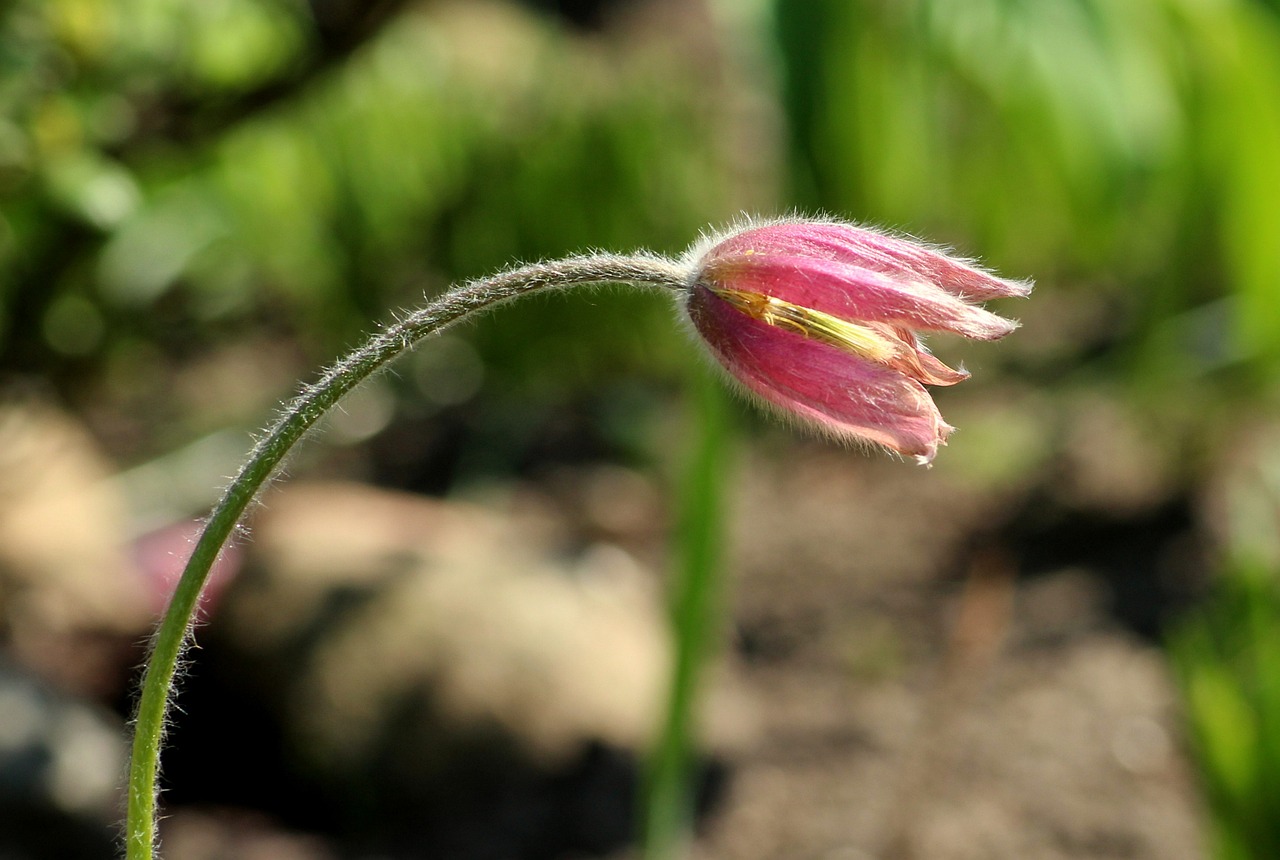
(1172, 564, 1280, 860)
(8, 0, 1280, 447)
(1, 0, 744, 462)
(775, 0, 1280, 377)
(1169, 428, 1280, 860)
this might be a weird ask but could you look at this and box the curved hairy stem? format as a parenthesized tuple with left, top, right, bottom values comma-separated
(126, 254, 689, 860)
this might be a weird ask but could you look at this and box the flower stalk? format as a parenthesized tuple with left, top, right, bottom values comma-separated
(126, 217, 1027, 859)
(125, 254, 690, 860)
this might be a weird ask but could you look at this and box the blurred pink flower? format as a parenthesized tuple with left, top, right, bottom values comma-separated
(683, 218, 1030, 464)
(133, 520, 243, 617)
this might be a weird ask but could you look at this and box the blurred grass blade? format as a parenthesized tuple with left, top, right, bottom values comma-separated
(641, 364, 734, 859)
(1171, 563, 1280, 859)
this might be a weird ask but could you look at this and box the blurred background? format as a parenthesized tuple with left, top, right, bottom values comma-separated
(3, 0, 1280, 857)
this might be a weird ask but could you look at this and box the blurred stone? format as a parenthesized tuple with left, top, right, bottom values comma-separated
(190, 481, 749, 852)
(1015, 568, 1110, 646)
(686, 441, 1206, 860)
(160, 808, 337, 860)
(698, 630, 1203, 860)
(0, 397, 149, 695)
(727, 447, 1018, 662)
(1201, 414, 1280, 568)
(0, 659, 123, 857)
(225, 482, 748, 763)
(1057, 389, 1178, 516)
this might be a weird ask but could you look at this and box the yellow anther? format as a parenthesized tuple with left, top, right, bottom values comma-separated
(711, 287, 898, 363)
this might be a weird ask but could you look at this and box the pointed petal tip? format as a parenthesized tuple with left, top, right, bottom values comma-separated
(891, 418, 954, 466)
(963, 314, 1020, 341)
(998, 277, 1035, 299)
(949, 274, 1034, 302)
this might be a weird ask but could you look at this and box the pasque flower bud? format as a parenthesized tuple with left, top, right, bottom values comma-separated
(683, 218, 1030, 464)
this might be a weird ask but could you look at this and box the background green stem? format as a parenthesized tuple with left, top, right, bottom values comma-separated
(641, 363, 734, 859)
(125, 254, 688, 860)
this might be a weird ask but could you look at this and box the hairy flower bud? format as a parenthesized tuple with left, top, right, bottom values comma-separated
(682, 218, 1030, 464)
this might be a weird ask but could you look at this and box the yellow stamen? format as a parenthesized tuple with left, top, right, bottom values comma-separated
(711, 287, 898, 364)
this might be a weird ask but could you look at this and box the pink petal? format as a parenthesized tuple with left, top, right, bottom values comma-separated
(707, 221, 1032, 301)
(702, 254, 1018, 341)
(882, 324, 970, 386)
(687, 286, 953, 463)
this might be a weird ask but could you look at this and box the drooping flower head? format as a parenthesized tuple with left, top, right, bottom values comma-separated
(682, 217, 1031, 464)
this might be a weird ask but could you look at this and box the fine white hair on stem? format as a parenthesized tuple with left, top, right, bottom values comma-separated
(126, 251, 692, 860)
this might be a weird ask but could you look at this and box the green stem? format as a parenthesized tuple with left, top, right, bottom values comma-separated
(642, 363, 733, 859)
(125, 254, 689, 860)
